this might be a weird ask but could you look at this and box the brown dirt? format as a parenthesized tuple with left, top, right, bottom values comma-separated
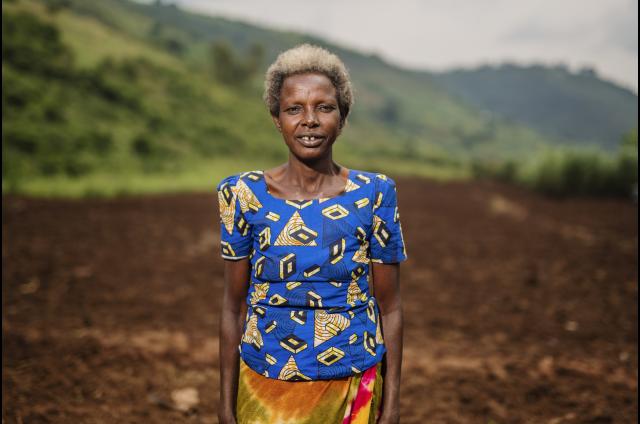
(2, 177, 638, 423)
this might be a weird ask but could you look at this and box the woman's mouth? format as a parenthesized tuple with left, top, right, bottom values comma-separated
(296, 135, 325, 147)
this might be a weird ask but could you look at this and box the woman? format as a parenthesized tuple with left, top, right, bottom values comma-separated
(217, 44, 408, 424)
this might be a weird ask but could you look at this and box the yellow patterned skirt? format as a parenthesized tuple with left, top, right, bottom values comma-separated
(236, 357, 383, 424)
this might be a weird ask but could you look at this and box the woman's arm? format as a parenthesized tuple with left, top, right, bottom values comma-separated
(218, 258, 251, 424)
(371, 262, 403, 424)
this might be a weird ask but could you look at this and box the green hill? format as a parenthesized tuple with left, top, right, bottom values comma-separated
(81, 0, 558, 160)
(2, 0, 634, 197)
(433, 64, 638, 151)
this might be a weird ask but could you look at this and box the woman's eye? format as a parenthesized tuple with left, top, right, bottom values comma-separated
(286, 106, 301, 114)
(319, 105, 335, 112)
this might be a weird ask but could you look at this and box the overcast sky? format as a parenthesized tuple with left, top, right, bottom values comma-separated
(173, 0, 638, 93)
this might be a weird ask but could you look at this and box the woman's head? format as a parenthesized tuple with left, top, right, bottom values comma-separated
(263, 44, 354, 127)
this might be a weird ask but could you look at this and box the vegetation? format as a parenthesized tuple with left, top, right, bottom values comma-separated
(2, 0, 637, 198)
(2, 3, 283, 197)
(209, 41, 264, 86)
(471, 129, 637, 198)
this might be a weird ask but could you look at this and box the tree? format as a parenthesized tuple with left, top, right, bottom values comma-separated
(209, 42, 264, 86)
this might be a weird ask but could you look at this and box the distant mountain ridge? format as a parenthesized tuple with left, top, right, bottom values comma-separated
(129, 0, 638, 152)
(128, 0, 637, 152)
(3, 0, 637, 192)
(433, 64, 638, 151)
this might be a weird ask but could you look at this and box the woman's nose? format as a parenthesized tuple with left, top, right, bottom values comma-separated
(302, 109, 319, 126)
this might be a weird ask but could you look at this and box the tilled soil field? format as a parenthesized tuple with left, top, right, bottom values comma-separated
(2, 177, 638, 423)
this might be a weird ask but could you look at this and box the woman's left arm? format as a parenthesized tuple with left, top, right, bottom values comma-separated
(372, 261, 403, 424)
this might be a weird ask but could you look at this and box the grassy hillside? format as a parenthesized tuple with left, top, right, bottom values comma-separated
(3, 3, 281, 195)
(74, 0, 558, 161)
(2, 0, 635, 197)
(434, 64, 638, 151)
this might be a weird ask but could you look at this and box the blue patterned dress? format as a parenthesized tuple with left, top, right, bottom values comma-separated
(216, 168, 408, 381)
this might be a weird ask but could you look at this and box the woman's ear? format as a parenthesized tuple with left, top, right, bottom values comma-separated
(271, 115, 282, 132)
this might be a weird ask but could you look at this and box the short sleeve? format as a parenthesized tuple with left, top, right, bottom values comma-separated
(370, 175, 408, 264)
(216, 174, 253, 260)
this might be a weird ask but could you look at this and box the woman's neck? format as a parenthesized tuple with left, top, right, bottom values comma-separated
(264, 157, 348, 199)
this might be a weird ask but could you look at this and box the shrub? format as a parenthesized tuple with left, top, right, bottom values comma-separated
(2, 12, 74, 77)
(520, 145, 636, 198)
(469, 129, 638, 199)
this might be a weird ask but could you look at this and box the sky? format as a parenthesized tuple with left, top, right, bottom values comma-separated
(174, 0, 638, 93)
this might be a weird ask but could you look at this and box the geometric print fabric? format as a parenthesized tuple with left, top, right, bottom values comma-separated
(216, 168, 408, 381)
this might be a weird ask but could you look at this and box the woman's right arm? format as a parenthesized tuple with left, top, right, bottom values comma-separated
(218, 257, 251, 424)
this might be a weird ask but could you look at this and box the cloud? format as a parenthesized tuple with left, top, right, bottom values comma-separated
(176, 0, 638, 91)
(604, 0, 638, 52)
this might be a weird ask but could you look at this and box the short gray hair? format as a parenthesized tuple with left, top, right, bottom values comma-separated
(263, 44, 354, 126)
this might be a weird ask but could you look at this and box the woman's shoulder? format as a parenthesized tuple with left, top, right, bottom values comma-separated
(215, 169, 263, 192)
(350, 169, 397, 191)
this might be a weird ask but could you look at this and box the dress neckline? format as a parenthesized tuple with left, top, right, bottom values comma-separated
(260, 168, 353, 202)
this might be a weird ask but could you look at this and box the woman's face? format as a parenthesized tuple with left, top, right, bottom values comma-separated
(272, 72, 342, 162)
